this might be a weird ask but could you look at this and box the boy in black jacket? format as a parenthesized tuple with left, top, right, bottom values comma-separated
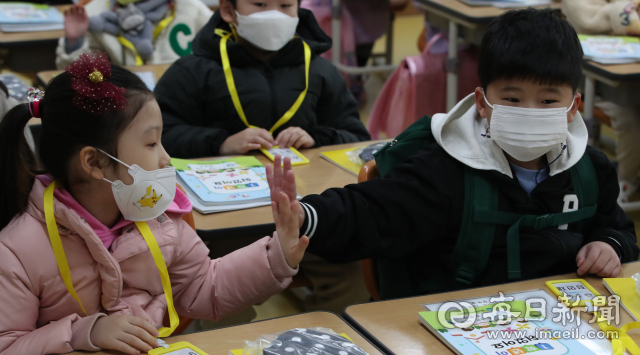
(154, 0, 370, 158)
(269, 8, 639, 299)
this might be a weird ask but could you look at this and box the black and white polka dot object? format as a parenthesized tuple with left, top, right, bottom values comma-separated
(262, 328, 368, 355)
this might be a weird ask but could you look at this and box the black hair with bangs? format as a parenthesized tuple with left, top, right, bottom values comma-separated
(477, 8, 583, 92)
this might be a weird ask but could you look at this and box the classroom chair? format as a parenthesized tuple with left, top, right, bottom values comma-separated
(357, 160, 382, 301)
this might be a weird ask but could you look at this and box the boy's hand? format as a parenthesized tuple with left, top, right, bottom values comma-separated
(64, 5, 89, 44)
(576, 241, 621, 277)
(90, 315, 159, 355)
(220, 128, 275, 155)
(275, 127, 315, 149)
(273, 191, 309, 268)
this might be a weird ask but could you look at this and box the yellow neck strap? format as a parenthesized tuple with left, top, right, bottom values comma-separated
(44, 182, 179, 337)
(216, 29, 311, 135)
(596, 310, 640, 355)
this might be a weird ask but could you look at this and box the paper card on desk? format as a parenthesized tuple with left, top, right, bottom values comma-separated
(421, 289, 616, 355)
(149, 341, 208, 355)
(261, 146, 309, 166)
(135, 71, 156, 91)
(603, 278, 640, 321)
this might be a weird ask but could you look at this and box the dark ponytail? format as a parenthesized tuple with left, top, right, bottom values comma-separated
(0, 65, 152, 230)
(0, 104, 42, 229)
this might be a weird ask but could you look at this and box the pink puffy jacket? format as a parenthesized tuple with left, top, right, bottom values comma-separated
(0, 179, 297, 355)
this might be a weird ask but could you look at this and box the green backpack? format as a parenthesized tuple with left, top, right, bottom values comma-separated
(372, 115, 599, 299)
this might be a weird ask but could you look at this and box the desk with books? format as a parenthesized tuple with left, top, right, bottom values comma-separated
(84, 312, 385, 355)
(192, 140, 383, 240)
(413, 0, 561, 111)
(0, 5, 68, 72)
(343, 261, 640, 354)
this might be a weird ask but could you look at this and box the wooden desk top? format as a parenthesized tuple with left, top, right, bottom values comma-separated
(193, 140, 384, 231)
(582, 61, 640, 83)
(37, 64, 171, 87)
(415, 0, 561, 23)
(81, 312, 384, 355)
(0, 6, 68, 46)
(344, 261, 640, 355)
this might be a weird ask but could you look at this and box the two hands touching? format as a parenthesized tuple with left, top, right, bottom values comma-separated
(220, 127, 315, 155)
(266, 154, 309, 269)
(576, 241, 621, 277)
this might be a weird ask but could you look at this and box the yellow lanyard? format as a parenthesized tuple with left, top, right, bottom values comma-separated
(216, 28, 311, 135)
(117, 10, 176, 66)
(44, 182, 179, 337)
(595, 311, 640, 355)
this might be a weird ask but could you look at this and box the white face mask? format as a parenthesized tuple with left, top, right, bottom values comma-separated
(484, 94, 574, 162)
(98, 149, 176, 222)
(235, 10, 299, 51)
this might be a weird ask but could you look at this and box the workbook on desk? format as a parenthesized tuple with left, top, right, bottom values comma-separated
(421, 289, 616, 355)
(603, 278, 640, 321)
(172, 157, 301, 213)
(0, 3, 64, 32)
(580, 35, 640, 64)
(172, 157, 271, 206)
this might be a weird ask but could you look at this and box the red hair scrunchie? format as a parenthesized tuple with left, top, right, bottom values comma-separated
(65, 52, 127, 115)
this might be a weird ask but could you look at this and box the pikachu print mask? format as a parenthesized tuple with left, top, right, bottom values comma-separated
(98, 149, 176, 222)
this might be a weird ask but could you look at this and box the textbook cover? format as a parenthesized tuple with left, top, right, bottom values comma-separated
(603, 278, 640, 321)
(579, 35, 640, 64)
(172, 157, 271, 206)
(0, 3, 63, 32)
(419, 300, 598, 355)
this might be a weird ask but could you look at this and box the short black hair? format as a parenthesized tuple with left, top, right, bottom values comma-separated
(477, 8, 583, 92)
(227, 0, 301, 7)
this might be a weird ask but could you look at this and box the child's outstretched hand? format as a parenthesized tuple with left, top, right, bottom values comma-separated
(90, 315, 159, 355)
(576, 241, 621, 277)
(266, 154, 298, 203)
(273, 191, 309, 269)
(64, 5, 89, 45)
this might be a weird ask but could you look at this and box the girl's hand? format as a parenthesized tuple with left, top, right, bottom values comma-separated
(273, 191, 309, 268)
(576, 241, 621, 277)
(90, 315, 159, 355)
(275, 127, 315, 149)
(64, 5, 89, 44)
(266, 155, 304, 226)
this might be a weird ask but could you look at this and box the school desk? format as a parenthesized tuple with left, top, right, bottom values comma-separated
(36, 63, 171, 88)
(343, 260, 640, 354)
(413, 0, 562, 111)
(193, 140, 387, 241)
(82, 311, 385, 355)
(581, 61, 640, 212)
(0, 5, 69, 72)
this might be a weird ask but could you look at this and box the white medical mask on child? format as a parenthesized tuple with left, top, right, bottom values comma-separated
(235, 10, 299, 51)
(98, 149, 176, 222)
(484, 95, 574, 162)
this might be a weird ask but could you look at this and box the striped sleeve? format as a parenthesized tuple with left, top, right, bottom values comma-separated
(299, 202, 318, 239)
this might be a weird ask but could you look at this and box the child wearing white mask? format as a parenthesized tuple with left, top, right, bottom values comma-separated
(268, 8, 639, 300)
(0, 53, 308, 355)
(154, 0, 370, 158)
(154, 0, 371, 313)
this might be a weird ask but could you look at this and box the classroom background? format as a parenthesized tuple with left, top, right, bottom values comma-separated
(2, 0, 640, 353)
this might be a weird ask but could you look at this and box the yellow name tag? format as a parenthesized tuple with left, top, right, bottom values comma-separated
(149, 341, 209, 355)
(261, 146, 310, 166)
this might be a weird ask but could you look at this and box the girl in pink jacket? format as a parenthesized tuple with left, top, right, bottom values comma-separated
(0, 52, 309, 355)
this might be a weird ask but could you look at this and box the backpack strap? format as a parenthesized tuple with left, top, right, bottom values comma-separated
(453, 154, 599, 286)
(451, 167, 499, 289)
(569, 154, 599, 232)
